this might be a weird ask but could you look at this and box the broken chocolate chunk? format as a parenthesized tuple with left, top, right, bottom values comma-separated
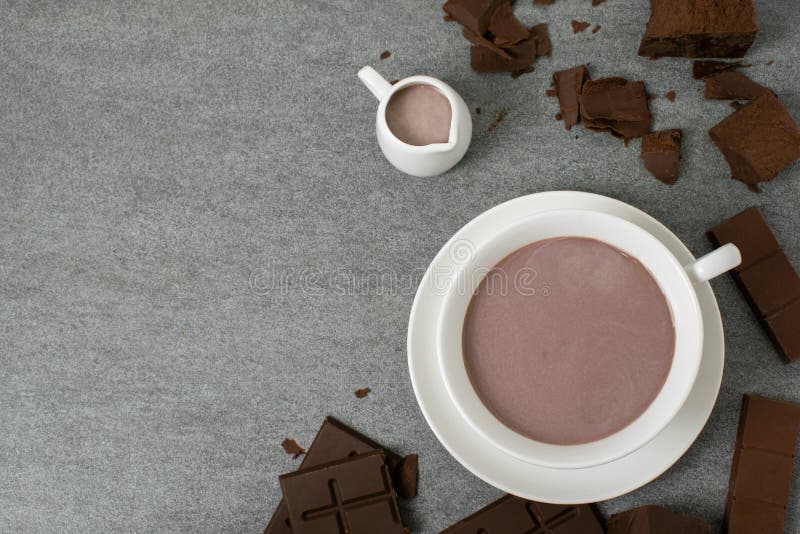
(608, 505, 711, 534)
(641, 129, 681, 185)
(282, 438, 306, 459)
(530, 23, 552, 56)
(709, 93, 800, 187)
(489, 2, 530, 46)
(443, 0, 506, 35)
(692, 60, 749, 79)
(580, 77, 652, 142)
(551, 65, 589, 130)
(572, 20, 590, 33)
(470, 24, 547, 74)
(462, 27, 513, 60)
(354, 387, 371, 398)
(638, 0, 758, 58)
(487, 109, 509, 133)
(704, 71, 771, 101)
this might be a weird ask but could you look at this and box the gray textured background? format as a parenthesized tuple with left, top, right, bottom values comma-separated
(1, 0, 799, 532)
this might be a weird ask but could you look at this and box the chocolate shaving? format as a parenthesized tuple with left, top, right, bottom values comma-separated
(354, 387, 371, 398)
(281, 438, 306, 459)
(571, 20, 590, 33)
(380, 50, 391, 60)
(487, 109, 509, 133)
(591, 24, 601, 33)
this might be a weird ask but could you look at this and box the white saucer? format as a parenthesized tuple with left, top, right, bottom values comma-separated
(407, 191, 725, 504)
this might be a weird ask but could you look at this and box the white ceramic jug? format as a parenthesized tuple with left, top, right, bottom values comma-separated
(358, 66, 472, 177)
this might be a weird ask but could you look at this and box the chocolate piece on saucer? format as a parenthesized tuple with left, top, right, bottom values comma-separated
(488, 2, 530, 46)
(692, 60, 749, 79)
(550, 65, 588, 130)
(708, 93, 800, 187)
(264, 417, 410, 534)
(580, 77, 652, 143)
(280, 451, 405, 534)
(703, 71, 771, 100)
(440, 494, 604, 533)
(638, 0, 758, 58)
(607, 505, 710, 533)
(641, 129, 681, 184)
(443, 0, 505, 35)
(725, 395, 800, 533)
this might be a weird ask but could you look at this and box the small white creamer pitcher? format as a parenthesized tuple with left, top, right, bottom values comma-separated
(358, 66, 472, 177)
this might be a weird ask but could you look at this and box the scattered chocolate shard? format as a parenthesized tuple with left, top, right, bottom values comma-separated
(704, 71, 771, 100)
(475, 106, 482, 114)
(487, 109, 509, 133)
(489, 2, 530, 46)
(665, 90, 676, 101)
(608, 505, 711, 534)
(380, 50, 391, 60)
(572, 20, 590, 33)
(530, 23, 552, 56)
(592, 24, 601, 33)
(354, 387, 371, 398)
(462, 27, 513, 60)
(443, 0, 506, 35)
(638, 0, 758, 58)
(692, 60, 749, 79)
(395, 454, 419, 497)
(281, 438, 306, 459)
(551, 65, 589, 130)
(580, 77, 653, 142)
(511, 65, 535, 78)
(709, 93, 800, 187)
(641, 129, 682, 185)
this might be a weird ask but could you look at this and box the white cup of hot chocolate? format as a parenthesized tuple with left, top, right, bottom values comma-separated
(436, 209, 741, 469)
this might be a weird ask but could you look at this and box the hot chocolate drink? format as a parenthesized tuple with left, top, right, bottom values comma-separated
(462, 237, 675, 445)
(385, 84, 452, 146)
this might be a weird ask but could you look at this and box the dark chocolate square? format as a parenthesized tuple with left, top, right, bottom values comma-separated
(729, 448, 794, 506)
(725, 498, 786, 534)
(280, 451, 405, 534)
(765, 299, 800, 363)
(709, 93, 800, 186)
(708, 207, 781, 272)
(580, 77, 652, 142)
(638, 0, 758, 58)
(607, 505, 711, 534)
(443, 0, 505, 35)
(440, 494, 604, 533)
(736, 395, 800, 453)
(737, 252, 800, 317)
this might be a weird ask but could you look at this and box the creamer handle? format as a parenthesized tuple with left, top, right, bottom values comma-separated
(358, 66, 392, 101)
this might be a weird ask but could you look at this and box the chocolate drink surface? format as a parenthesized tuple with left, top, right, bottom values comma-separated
(462, 237, 675, 445)
(385, 84, 452, 146)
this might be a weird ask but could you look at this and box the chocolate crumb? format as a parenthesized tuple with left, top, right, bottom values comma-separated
(591, 24, 601, 33)
(767, 59, 774, 66)
(487, 109, 509, 133)
(571, 20, 591, 33)
(730, 101, 745, 110)
(395, 454, 419, 497)
(379, 50, 391, 60)
(355, 387, 371, 398)
(511, 65, 535, 78)
(281, 438, 306, 459)
(592, 0, 605, 5)
(475, 107, 481, 114)
(575, 134, 579, 139)
(665, 90, 676, 102)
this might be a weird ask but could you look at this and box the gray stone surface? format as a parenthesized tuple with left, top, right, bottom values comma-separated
(1, 0, 799, 532)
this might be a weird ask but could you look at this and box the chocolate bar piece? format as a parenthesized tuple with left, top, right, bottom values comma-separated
(462, 27, 513, 60)
(641, 129, 681, 184)
(724, 395, 800, 534)
(638, 0, 758, 58)
(704, 71, 771, 101)
(280, 451, 405, 534)
(607, 505, 711, 533)
(264, 417, 412, 534)
(692, 60, 749, 79)
(470, 25, 548, 73)
(440, 494, 603, 533)
(488, 2, 530, 46)
(580, 77, 652, 143)
(444, 0, 505, 35)
(529, 23, 551, 57)
(550, 65, 588, 130)
(709, 93, 800, 187)
(708, 207, 800, 363)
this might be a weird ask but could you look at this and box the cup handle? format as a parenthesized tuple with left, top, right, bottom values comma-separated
(358, 66, 392, 101)
(683, 243, 742, 284)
